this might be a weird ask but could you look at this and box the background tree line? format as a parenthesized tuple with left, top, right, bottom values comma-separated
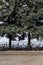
(0, 0, 43, 37)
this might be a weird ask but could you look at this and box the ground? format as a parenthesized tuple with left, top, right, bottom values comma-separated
(0, 51, 43, 65)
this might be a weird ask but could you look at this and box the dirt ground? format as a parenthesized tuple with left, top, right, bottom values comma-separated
(0, 51, 43, 65)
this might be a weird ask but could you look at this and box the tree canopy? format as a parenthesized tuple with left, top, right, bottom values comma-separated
(0, 0, 43, 36)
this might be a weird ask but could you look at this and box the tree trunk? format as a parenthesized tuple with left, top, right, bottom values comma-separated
(8, 34, 12, 49)
(28, 32, 31, 49)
